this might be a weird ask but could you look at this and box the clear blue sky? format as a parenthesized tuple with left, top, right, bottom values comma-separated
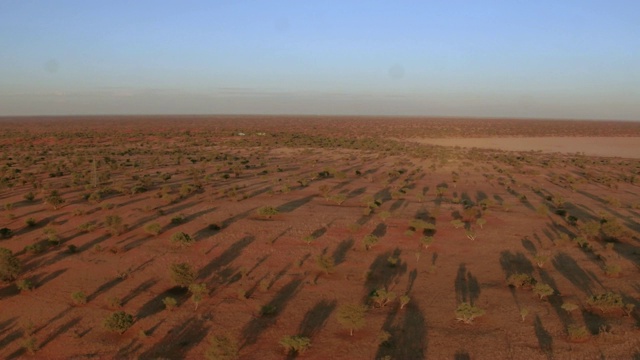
(1, 1, 638, 120)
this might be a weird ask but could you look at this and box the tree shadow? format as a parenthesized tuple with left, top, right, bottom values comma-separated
(121, 278, 159, 306)
(138, 316, 209, 359)
(375, 302, 427, 360)
(390, 199, 406, 212)
(241, 278, 303, 348)
(310, 226, 328, 240)
(297, 299, 337, 338)
(534, 315, 553, 360)
(521, 237, 537, 255)
(552, 252, 593, 295)
(581, 310, 607, 335)
(277, 195, 314, 213)
(332, 238, 354, 266)
(372, 223, 387, 238)
(87, 277, 124, 302)
(363, 248, 407, 299)
(347, 187, 367, 199)
(455, 351, 471, 360)
(499, 251, 534, 278)
(406, 269, 418, 293)
(39, 317, 81, 350)
(538, 269, 572, 328)
(137, 286, 188, 320)
(0, 283, 18, 300)
(199, 235, 255, 280)
(455, 263, 480, 305)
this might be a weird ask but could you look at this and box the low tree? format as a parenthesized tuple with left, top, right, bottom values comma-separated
(0, 247, 21, 282)
(533, 283, 554, 300)
(455, 302, 485, 324)
(399, 295, 411, 309)
(189, 283, 207, 310)
(370, 288, 396, 308)
(337, 303, 367, 336)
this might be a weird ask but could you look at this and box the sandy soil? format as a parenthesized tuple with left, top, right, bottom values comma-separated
(408, 137, 640, 158)
(0, 116, 638, 359)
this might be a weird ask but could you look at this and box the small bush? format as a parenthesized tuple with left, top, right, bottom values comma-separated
(279, 335, 311, 355)
(315, 254, 335, 275)
(506, 273, 536, 289)
(205, 334, 239, 360)
(567, 325, 589, 342)
(17, 278, 35, 291)
(144, 222, 162, 236)
(256, 206, 279, 218)
(0, 227, 13, 239)
(71, 291, 87, 305)
(170, 231, 194, 247)
(103, 311, 134, 334)
(163, 296, 178, 311)
(363, 234, 379, 250)
(25, 218, 37, 227)
(171, 214, 185, 224)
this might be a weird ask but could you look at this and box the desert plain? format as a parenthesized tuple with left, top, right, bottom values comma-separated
(0, 116, 639, 359)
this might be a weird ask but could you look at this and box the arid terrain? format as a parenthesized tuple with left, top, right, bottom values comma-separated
(0, 116, 639, 359)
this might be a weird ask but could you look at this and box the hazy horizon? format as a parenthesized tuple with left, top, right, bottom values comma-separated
(1, 1, 639, 121)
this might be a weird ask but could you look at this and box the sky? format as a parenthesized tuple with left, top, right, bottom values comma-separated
(1, 1, 639, 120)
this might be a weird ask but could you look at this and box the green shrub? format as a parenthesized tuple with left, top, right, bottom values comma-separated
(144, 222, 162, 236)
(336, 303, 367, 336)
(25, 218, 37, 227)
(363, 234, 379, 250)
(256, 206, 279, 218)
(567, 325, 589, 342)
(506, 273, 536, 289)
(71, 291, 87, 305)
(170, 262, 196, 287)
(533, 283, 554, 300)
(315, 254, 335, 275)
(279, 335, 311, 355)
(17, 278, 35, 291)
(0, 247, 21, 282)
(163, 296, 178, 311)
(170, 231, 194, 247)
(205, 334, 239, 360)
(103, 311, 134, 334)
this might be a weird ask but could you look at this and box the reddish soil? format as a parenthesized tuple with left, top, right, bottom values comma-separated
(0, 116, 639, 359)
